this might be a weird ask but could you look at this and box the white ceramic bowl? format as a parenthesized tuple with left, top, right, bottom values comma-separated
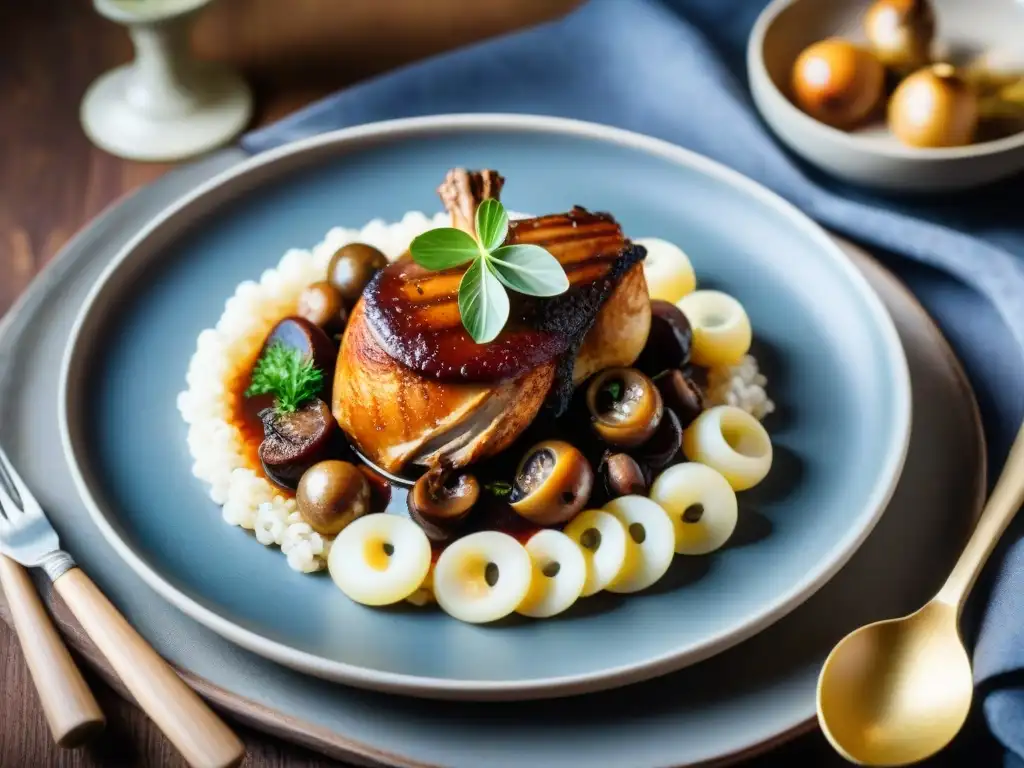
(747, 0, 1024, 193)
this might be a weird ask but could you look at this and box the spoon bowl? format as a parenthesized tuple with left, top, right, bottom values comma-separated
(817, 600, 973, 765)
(817, 422, 1024, 765)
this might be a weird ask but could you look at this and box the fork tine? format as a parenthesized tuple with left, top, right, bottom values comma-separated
(0, 442, 28, 514)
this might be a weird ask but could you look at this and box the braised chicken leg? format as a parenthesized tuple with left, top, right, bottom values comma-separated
(332, 169, 650, 475)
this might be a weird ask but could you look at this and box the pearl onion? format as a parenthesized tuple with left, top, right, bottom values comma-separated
(328, 514, 431, 606)
(636, 237, 697, 304)
(650, 462, 738, 555)
(682, 406, 773, 492)
(433, 532, 532, 624)
(603, 495, 676, 593)
(563, 509, 631, 597)
(676, 290, 752, 368)
(516, 530, 587, 618)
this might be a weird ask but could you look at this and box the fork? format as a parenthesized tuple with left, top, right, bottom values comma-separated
(0, 444, 245, 768)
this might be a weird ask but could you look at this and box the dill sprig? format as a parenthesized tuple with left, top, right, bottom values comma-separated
(245, 342, 324, 413)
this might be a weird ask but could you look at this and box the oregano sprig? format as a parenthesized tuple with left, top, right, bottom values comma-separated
(409, 199, 569, 344)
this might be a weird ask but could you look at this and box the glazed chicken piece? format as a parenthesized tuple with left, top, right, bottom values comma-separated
(332, 169, 651, 475)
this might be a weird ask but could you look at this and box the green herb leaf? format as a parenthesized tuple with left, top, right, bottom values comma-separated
(475, 198, 509, 252)
(411, 199, 569, 345)
(485, 481, 513, 497)
(488, 244, 571, 297)
(458, 258, 509, 344)
(245, 342, 323, 413)
(409, 228, 481, 270)
(603, 379, 623, 402)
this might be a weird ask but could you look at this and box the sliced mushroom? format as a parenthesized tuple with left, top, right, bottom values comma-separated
(407, 466, 480, 543)
(258, 398, 337, 491)
(510, 440, 594, 526)
(586, 368, 663, 447)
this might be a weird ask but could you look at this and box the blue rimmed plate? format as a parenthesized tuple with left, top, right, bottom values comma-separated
(59, 114, 910, 700)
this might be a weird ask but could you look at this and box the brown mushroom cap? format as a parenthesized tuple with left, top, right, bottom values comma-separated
(636, 407, 684, 469)
(633, 300, 693, 377)
(327, 243, 388, 302)
(296, 460, 370, 535)
(601, 453, 648, 498)
(510, 440, 594, 526)
(298, 281, 348, 334)
(655, 369, 705, 429)
(261, 316, 337, 397)
(407, 467, 480, 543)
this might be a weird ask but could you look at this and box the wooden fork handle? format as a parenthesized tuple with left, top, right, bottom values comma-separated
(0, 554, 106, 747)
(53, 567, 245, 768)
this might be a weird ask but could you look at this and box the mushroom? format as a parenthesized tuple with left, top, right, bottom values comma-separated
(407, 466, 480, 543)
(262, 316, 337, 395)
(791, 38, 886, 130)
(327, 243, 388, 303)
(586, 368, 664, 447)
(655, 369, 705, 429)
(296, 460, 370, 535)
(635, 407, 684, 469)
(888, 63, 979, 147)
(601, 453, 648, 498)
(864, 0, 936, 74)
(298, 281, 348, 335)
(258, 398, 337, 491)
(633, 300, 693, 377)
(510, 440, 594, 526)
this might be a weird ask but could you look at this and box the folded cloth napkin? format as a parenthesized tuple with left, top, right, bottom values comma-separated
(240, 0, 1024, 761)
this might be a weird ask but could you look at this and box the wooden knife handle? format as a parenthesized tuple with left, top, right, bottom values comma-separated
(0, 554, 106, 747)
(53, 568, 245, 768)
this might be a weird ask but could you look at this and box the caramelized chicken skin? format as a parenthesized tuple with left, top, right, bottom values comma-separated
(333, 300, 556, 473)
(333, 169, 651, 475)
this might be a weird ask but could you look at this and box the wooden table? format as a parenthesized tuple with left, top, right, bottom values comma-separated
(0, 1, 1002, 766)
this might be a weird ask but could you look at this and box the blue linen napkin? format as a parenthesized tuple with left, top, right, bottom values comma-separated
(239, 0, 1024, 761)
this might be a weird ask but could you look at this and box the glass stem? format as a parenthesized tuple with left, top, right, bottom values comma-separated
(124, 17, 202, 118)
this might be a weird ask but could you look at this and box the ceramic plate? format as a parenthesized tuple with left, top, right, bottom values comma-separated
(2, 146, 980, 765)
(58, 115, 911, 700)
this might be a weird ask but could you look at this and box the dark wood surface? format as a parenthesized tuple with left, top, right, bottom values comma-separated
(0, 1, 1004, 766)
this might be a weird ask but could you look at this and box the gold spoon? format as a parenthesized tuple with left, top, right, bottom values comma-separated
(817, 421, 1024, 766)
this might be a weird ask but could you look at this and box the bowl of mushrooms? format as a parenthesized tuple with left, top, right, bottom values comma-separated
(748, 0, 1024, 193)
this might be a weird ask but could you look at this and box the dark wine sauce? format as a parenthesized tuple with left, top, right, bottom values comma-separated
(227, 362, 278, 485)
